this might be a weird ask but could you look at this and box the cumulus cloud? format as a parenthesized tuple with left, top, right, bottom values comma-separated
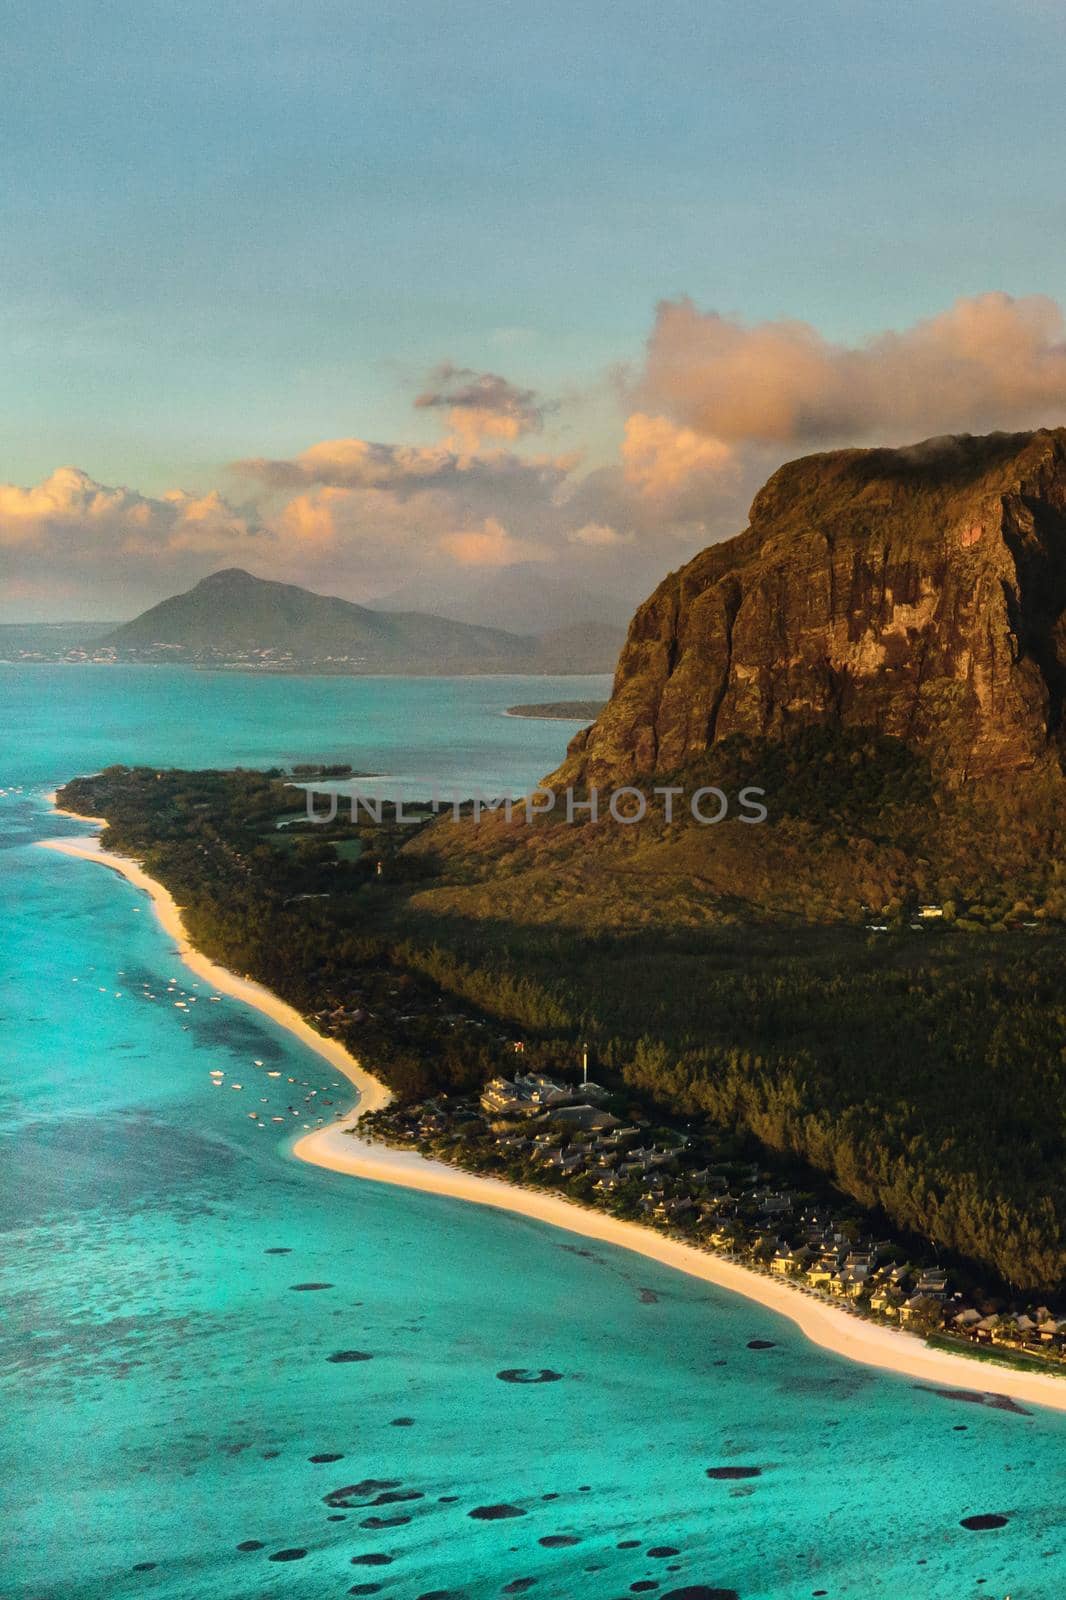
(413, 362, 545, 447)
(0, 466, 268, 616)
(438, 517, 551, 567)
(16, 294, 1066, 620)
(632, 292, 1066, 446)
(0, 466, 261, 557)
(233, 435, 571, 498)
(621, 412, 739, 504)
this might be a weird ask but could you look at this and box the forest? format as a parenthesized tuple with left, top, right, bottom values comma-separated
(58, 744, 1066, 1294)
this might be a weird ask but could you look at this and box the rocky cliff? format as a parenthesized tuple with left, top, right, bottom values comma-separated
(550, 429, 1066, 788)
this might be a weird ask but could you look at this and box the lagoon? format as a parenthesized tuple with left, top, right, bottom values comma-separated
(1, 665, 1063, 1599)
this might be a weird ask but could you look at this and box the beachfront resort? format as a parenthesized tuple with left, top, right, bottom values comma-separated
(360, 1068, 1066, 1373)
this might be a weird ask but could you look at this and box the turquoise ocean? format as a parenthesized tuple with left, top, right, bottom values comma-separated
(2, 665, 1063, 1600)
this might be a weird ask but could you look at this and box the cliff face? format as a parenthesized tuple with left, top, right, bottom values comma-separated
(550, 429, 1066, 788)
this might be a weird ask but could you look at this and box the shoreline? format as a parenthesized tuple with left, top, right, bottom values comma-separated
(37, 816, 1066, 1415)
(38, 831, 391, 1120)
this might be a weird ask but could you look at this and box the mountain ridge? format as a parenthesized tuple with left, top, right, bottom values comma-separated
(97, 568, 623, 674)
(550, 428, 1066, 788)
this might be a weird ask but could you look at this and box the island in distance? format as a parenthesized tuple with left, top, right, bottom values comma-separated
(506, 700, 608, 720)
(45, 567, 626, 676)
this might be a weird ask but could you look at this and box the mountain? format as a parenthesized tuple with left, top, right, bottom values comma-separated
(367, 563, 637, 634)
(551, 429, 1066, 789)
(98, 569, 535, 672)
(96, 568, 624, 674)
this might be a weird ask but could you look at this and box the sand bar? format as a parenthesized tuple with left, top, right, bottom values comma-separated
(38, 822, 1066, 1415)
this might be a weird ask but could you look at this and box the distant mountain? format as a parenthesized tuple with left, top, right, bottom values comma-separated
(94, 568, 624, 675)
(97, 569, 536, 672)
(368, 563, 637, 634)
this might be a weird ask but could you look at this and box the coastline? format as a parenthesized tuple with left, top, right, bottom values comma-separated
(37, 817, 1066, 1415)
(38, 832, 391, 1119)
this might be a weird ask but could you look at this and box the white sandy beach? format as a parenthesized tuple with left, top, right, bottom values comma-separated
(38, 817, 1066, 1415)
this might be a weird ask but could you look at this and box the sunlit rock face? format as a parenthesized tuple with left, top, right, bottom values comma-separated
(551, 429, 1066, 788)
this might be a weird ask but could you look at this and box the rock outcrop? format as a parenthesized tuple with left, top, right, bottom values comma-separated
(550, 429, 1066, 788)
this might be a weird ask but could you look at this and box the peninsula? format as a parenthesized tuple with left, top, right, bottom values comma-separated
(39, 816, 1066, 1413)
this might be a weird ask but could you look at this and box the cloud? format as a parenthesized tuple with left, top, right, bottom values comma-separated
(233, 435, 571, 497)
(413, 362, 545, 447)
(19, 292, 1066, 619)
(567, 520, 633, 548)
(621, 412, 739, 503)
(438, 517, 551, 567)
(0, 466, 261, 557)
(632, 292, 1066, 446)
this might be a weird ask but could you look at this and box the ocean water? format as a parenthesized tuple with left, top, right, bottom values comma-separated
(1, 664, 1064, 1600)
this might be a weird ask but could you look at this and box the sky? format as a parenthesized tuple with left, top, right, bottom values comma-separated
(4, 0, 1066, 619)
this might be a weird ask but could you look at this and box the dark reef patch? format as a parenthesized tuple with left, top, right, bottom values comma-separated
(361, 1514, 412, 1529)
(706, 1467, 761, 1480)
(538, 1534, 580, 1547)
(503, 1581, 537, 1594)
(236, 1540, 264, 1551)
(391, 1416, 415, 1426)
(960, 1514, 1010, 1531)
(469, 1503, 527, 1520)
(746, 1339, 776, 1350)
(496, 1368, 564, 1383)
(328, 1349, 373, 1363)
(323, 1478, 402, 1508)
(916, 1385, 1031, 1417)
(649, 1547, 680, 1557)
(309, 1452, 344, 1462)
(351, 1552, 395, 1565)
(268, 1547, 308, 1561)
(131, 1562, 156, 1572)
(349, 1588, 382, 1597)
(264, 1247, 292, 1254)
(662, 1589, 740, 1600)
(290, 1281, 333, 1291)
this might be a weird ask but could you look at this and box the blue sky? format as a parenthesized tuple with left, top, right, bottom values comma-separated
(4, 0, 1066, 615)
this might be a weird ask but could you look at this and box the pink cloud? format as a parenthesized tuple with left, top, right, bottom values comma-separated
(632, 292, 1066, 445)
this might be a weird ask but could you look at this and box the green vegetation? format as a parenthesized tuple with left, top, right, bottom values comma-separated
(506, 700, 607, 720)
(58, 734, 1066, 1295)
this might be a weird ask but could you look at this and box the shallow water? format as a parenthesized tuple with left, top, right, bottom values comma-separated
(2, 666, 1063, 1599)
